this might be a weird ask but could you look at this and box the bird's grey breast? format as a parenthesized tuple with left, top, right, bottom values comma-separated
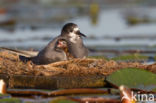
(68, 38, 88, 58)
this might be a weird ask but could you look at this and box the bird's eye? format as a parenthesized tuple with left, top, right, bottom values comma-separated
(63, 41, 67, 44)
(70, 30, 73, 32)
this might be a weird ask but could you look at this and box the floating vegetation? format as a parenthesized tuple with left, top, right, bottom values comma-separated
(107, 68, 156, 91)
(111, 53, 148, 61)
(0, 51, 155, 89)
(0, 98, 21, 103)
(126, 16, 150, 25)
(0, 51, 155, 77)
(88, 56, 108, 60)
(0, 51, 155, 102)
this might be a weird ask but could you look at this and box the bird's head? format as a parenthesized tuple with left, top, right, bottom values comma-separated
(61, 23, 86, 41)
(56, 39, 68, 49)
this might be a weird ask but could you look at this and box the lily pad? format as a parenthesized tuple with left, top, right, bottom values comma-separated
(0, 94, 11, 99)
(107, 68, 156, 91)
(0, 98, 22, 103)
(88, 56, 108, 60)
(49, 97, 78, 103)
(111, 54, 148, 61)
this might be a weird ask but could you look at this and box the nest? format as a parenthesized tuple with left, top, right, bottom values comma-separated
(0, 51, 155, 77)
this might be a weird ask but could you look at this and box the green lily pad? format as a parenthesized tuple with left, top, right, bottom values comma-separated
(0, 94, 11, 99)
(0, 98, 22, 103)
(88, 56, 108, 60)
(111, 54, 148, 61)
(49, 97, 78, 103)
(107, 68, 156, 91)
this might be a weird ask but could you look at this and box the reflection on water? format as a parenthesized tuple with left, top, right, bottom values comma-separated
(89, 2, 100, 25)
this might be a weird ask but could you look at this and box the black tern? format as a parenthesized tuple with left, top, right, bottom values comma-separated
(20, 37, 68, 65)
(57, 39, 74, 60)
(0, 37, 69, 65)
(60, 23, 88, 58)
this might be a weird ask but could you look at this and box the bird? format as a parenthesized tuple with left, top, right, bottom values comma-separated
(60, 23, 88, 58)
(21, 23, 88, 63)
(33, 23, 88, 64)
(19, 37, 68, 65)
(0, 23, 88, 64)
(56, 39, 74, 60)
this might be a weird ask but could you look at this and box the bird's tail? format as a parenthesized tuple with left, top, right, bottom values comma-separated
(0, 47, 38, 57)
(19, 55, 32, 62)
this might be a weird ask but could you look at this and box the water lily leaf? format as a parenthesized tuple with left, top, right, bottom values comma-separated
(0, 98, 22, 103)
(0, 94, 11, 99)
(107, 68, 156, 91)
(111, 54, 148, 61)
(49, 97, 78, 103)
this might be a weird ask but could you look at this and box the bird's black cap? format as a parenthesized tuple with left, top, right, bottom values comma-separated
(61, 23, 86, 37)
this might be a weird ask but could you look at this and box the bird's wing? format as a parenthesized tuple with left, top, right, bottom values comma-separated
(0, 47, 38, 57)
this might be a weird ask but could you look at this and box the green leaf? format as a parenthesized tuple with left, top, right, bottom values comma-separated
(107, 68, 156, 91)
(49, 97, 78, 103)
(0, 98, 22, 103)
(111, 54, 148, 61)
(88, 56, 108, 60)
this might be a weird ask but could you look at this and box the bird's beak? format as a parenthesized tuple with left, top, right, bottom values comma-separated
(77, 31, 87, 37)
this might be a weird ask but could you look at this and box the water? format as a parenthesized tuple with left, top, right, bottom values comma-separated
(1, 6, 156, 58)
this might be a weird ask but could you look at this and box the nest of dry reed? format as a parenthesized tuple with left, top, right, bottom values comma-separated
(0, 51, 155, 77)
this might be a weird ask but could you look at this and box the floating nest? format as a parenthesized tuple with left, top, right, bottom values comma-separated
(0, 51, 155, 77)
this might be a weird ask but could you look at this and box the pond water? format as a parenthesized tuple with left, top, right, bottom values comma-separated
(1, 6, 156, 58)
